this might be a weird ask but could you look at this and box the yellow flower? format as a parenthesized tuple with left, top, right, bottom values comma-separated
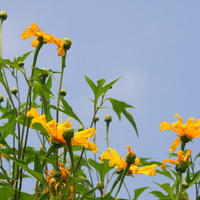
(21, 23, 65, 56)
(161, 149, 192, 172)
(100, 145, 157, 176)
(44, 163, 73, 199)
(160, 114, 200, 152)
(27, 108, 98, 153)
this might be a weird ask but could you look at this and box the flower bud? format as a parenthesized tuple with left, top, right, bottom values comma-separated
(63, 128, 74, 141)
(40, 68, 49, 78)
(181, 182, 189, 189)
(0, 94, 4, 103)
(97, 181, 104, 190)
(63, 38, 72, 50)
(78, 126, 84, 131)
(53, 171, 62, 179)
(94, 116, 99, 122)
(60, 89, 67, 97)
(104, 114, 112, 123)
(126, 151, 136, 164)
(0, 11, 8, 21)
(18, 61, 24, 68)
(175, 162, 189, 173)
(39, 145, 46, 151)
(11, 88, 18, 95)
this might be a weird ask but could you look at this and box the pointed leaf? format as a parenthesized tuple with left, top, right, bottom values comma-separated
(134, 186, 149, 200)
(88, 159, 113, 184)
(106, 98, 138, 137)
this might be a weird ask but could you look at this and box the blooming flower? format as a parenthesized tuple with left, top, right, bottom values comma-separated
(100, 145, 157, 176)
(27, 108, 98, 153)
(160, 114, 200, 152)
(21, 23, 65, 56)
(44, 163, 73, 199)
(161, 149, 192, 172)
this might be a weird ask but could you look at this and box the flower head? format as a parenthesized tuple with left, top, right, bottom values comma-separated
(27, 108, 98, 153)
(160, 114, 200, 152)
(21, 23, 65, 56)
(161, 149, 192, 173)
(100, 145, 157, 176)
(44, 163, 73, 199)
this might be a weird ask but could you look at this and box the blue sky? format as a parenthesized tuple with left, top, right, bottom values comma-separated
(1, 1, 200, 199)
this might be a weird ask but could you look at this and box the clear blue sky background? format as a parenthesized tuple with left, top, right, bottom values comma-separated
(1, 1, 200, 199)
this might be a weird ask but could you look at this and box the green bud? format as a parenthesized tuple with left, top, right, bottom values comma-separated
(60, 89, 67, 97)
(40, 68, 49, 78)
(11, 88, 18, 95)
(0, 94, 4, 103)
(63, 128, 74, 141)
(94, 116, 99, 122)
(181, 182, 189, 189)
(126, 152, 136, 164)
(175, 162, 189, 173)
(97, 181, 104, 190)
(18, 61, 24, 68)
(53, 171, 62, 179)
(0, 11, 8, 21)
(78, 126, 84, 131)
(63, 38, 72, 50)
(39, 145, 46, 151)
(104, 114, 112, 123)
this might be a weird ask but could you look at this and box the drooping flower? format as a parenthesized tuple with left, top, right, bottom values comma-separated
(161, 149, 192, 173)
(27, 108, 98, 153)
(160, 114, 200, 152)
(44, 163, 73, 199)
(100, 145, 157, 176)
(21, 23, 65, 56)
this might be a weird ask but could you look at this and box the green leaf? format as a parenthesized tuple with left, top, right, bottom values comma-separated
(84, 76, 120, 107)
(19, 192, 35, 200)
(156, 169, 175, 181)
(80, 186, 100, 200)
(150, 190, 170, 199)
(34, 153, 43, 174)
(152, 182, 174, 199)
(50, 96, 83, 126)
(189, 170, 200, 187)
(0, 187, 13, 200)
(106, 98, 138, 137)
(33, 83, 54, 102)
(134, 186, 149, 200)
(102, 193, 115, 200)
(1, 153, 49, 189)
(88, 159, 113, 185)
(0, 172, 13, 180)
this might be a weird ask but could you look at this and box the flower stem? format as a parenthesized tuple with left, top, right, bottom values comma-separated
(114, 163, 131, 197)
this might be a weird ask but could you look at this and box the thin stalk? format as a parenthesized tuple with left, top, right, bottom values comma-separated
(55, 51, 67, 170)
(114, 163, 131, 197)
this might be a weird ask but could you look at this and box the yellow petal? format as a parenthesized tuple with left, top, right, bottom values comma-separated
(169, 137, 181, 152)
(160, 121, 176, 132)
(26, 108, 40, 117)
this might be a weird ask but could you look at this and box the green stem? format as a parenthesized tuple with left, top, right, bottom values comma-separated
(181, 141, 186, 151)
(66, 139, 74, 176)
(109, 171, 123, 195)
(18, 41, 44, 198)
(114, 163, 131, 197)
(55, 51, 67, 170)
(105, 122, 110, 148)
